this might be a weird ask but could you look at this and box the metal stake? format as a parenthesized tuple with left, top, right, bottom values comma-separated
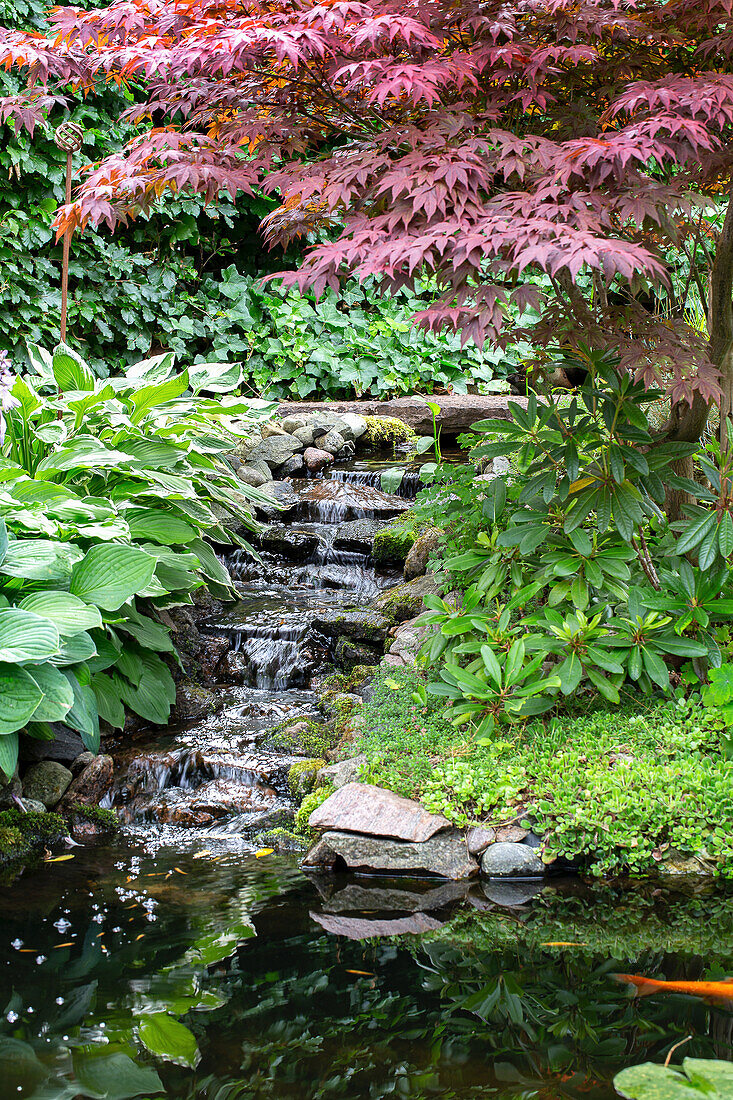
(53, 122, 84, 345)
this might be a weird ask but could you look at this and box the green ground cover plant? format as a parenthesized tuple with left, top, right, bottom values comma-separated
(0, 342, 271, 778)
(357, 667, 733, 876)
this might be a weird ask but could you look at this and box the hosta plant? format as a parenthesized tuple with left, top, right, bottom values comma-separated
(0, 343, 272, 778)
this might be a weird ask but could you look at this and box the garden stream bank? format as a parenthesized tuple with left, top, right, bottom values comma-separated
(0, 407, 731, 1099)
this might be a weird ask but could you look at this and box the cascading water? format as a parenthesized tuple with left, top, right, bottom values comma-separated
(105, 465, 412, 846)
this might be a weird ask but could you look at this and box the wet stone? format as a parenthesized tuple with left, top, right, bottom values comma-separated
(481, 842, 545, 878)
(333, 518, 387, 553)
(309, 783, 451, 842)
(303, 828, 478, 880)
(320, 879, 470, 913)
(303, 447, 335, 473)
(258, 525, 324, 560)
(247, 434, 302, 470)
(312, 609, 391, 644)
(22, 761, 73, 808)
(58, 755, 114, 810)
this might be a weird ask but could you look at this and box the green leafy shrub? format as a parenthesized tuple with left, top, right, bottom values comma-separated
(0, 343, 270, 776)
(412, 352, 733, 733)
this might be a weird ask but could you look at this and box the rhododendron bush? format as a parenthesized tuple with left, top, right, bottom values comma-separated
(2, 0, 733, 439)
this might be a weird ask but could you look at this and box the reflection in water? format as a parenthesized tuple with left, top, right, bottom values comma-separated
(0, 839, 730, 1099)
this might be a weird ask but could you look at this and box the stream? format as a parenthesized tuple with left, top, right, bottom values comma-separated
(1, 454, 732, 1098)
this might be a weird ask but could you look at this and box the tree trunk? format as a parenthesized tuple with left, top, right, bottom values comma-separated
(663, 191, 733, 515)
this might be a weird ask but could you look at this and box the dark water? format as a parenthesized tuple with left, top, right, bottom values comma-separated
(0, 838, 731, 1099)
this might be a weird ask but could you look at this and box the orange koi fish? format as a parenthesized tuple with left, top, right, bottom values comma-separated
(614, 973, 733, 1004)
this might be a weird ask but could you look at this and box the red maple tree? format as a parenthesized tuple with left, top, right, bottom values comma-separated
(2, 0, 733, 439)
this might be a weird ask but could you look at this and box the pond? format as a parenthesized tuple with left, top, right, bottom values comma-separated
(1, 837, 731, 1099)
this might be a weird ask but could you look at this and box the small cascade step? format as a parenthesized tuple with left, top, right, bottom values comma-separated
(330, 466, 425, 500)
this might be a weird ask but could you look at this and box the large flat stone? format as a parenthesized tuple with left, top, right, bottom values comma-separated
(277, 395, 524, 437)
(311, 911, 443, 939)
(309, 782, 450, 841)
(303, 828, 478, 879)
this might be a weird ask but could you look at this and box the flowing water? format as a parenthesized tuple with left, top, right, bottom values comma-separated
(1, 454, 732, 1098)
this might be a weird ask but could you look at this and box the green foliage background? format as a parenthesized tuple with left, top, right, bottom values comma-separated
(0, 0, 518, 398)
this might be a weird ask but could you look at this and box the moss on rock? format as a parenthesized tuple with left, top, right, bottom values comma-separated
(262, 718, 337, 758)
(0, 810, 68, 864)
(254, 826, 308, 853)
(288, 758, 326, 796)
(373, 524, 417, 565)
(362, 416, 417, 450)
(64, 804, 119, 832)
(294, 786, 333, 836)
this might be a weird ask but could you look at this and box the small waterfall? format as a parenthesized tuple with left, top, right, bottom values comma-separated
(106, 452, 417, 842)
(329, 466, 424, 500)
(230, 613, 316, 690)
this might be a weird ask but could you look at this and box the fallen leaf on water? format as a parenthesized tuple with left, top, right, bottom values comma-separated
(540, 942, 589, 947)
(255, 848, 274, 858)
(345, 969, 374, 976)
(44, 854, 74, 863)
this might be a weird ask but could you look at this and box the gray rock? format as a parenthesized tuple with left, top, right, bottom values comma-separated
(71, 751, 96, 777)
(254, 481, 300, 520)
(0, 769, 22, 808)
(333, 518, 387, 553)
(295, 480, 410, 519)
(259, 524, 323, 560)
(403, 527, 442, 580)
(22, 761, 73, 808)
(303, 828, 478, 879)
(371, 575, 441, 623)
(481, 881, 546, 907)
(480, 842, 545, 878)
(310, 910, 443, 939)
(21, 799, 47, 814)
(523, 831, 543, 849)
(466, 826, 496, 856)
(318, 755, 367, 789)
(171, 684, 223, 723)
(261, 422, 290, 439)
(312, 609, 391, 644)
(319, 429, 346, 456)
(293, 425, 316, 447)
(247, 434, 302, 470)
(278, 454, 305, 478)
(249, 458, 273, 481)
(20, 726, 84, 765)
(382, 617, 430, 667)
(309, 783, 450, 842)
(276, 395, 522, 437)
(334, 638, 380, 667)
(281, 415, 309, 434)
(311, 412, 353, 437)
(339, 413, 368, 441)
(237, 465, 268, 488)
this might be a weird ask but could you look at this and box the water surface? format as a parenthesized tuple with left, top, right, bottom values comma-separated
(1, 839, 731, 1099)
